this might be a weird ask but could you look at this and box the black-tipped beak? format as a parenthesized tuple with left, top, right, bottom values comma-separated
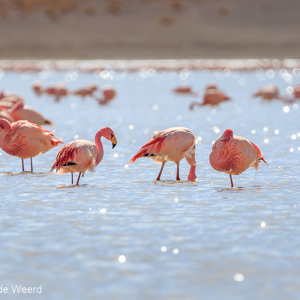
(112, 143, 117, 149)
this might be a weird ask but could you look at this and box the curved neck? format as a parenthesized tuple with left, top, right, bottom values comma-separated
(0, 119, 12, 147)
(95, 130, 105, 165)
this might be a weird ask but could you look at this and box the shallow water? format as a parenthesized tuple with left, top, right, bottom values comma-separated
(0, 63, 300, 300)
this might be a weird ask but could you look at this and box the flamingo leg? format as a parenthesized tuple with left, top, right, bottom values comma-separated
(22, 159, 24, 172)
(71, 173, 73, 185)
(30, 158, 33, 172)
(230, 175, 234, 188)
(76, 172, 82, 185)
(156, 163, 165, 181)
(176, 162, 180, 181)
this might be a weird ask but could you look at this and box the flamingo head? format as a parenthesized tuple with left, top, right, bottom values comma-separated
(221, 128, 234, 142)
(101, 127, 117, 148)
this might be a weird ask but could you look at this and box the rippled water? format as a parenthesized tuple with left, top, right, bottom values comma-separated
(0, 63, 300, 300)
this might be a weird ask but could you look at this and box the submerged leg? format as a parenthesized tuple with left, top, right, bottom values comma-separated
(76, 172, 82, 185)
(176, 162, 180, 181)
(22, 159, 25, 172)
(156, 163, 165, 181)
(30, 158, 33, 172)
(230, 175, 234, 188)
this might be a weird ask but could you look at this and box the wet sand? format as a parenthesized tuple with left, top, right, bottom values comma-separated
(0, 0, 300, 60)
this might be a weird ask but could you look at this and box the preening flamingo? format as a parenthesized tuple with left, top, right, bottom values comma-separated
(51, 127, 117, 185)
(9, 101, 53, 126)
(0, 119, 63, 172)
(129, 127, 197, 181)
(209, 128, 267, 187)
(189, 86, 231, 109)
(253, 84, 281, 100)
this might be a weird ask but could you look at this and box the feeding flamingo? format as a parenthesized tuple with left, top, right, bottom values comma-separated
(0, 119, 63, 172)
(129, 127, 197, 181)
(51, 127, 117, 185)
(209, 128, 267, 187)
(97, 85, 117, 105)
(189, 86, 231, 109)
(71, 83, 98, 99)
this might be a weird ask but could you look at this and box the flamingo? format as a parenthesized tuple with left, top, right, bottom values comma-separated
(253, 84, 282, 100)
(189, 86, 231, 109)
(71, 83, 98, 99)
(292, 84, 300, 99)
(9, 101, 53, 126)
(173, 85, 198, 97)
(97, 85, 117, 105)
(0, 119, 63, 172)
(129, 127, 197, 181)
(51, 127, 117, 185)
(209, 128, 267, 187)
(32, 80, 43, 96)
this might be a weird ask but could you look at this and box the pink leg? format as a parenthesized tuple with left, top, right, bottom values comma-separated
(76, 172, 82, 185)
(22, 159, 24, 172)
(30, 158, 33, 172)
(176, 162, 180, 181)
(230, 175, 234, 188)
(71, 173, 73, 185)
(156, 163, 165, 181)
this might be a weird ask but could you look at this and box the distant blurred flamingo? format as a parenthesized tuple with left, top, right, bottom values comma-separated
(292, 84, 300, 99)
(173, 85, 198, 97)
(209, 128, 267, 187)
(0, 119, 63, 172)
(253, 84, 282, 100)
(32, 81, 43, 96)
(97, 85, 117, 105)
(42, 83, 68, 102)
(9, 101, 53, 126)
(189, 86, 231, 109)
(51, 127, 117, 185)
(129, 127, 197, 181)
(71, 83, 98, 99)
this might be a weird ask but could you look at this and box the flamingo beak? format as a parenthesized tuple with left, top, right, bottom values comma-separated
(111, 135, 117, 149)
(261, 157, 268, 165)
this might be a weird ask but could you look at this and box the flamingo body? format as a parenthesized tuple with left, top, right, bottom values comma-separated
(9, 101, 53, 126)
(51, 127, 117, 185)
(129, 127, 197, 181)
(209, 129, 267, 187)
(0, 119, 63, 171)
(253, 84, 281, 100)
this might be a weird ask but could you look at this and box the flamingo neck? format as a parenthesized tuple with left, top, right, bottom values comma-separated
(95, 130, 105, 165)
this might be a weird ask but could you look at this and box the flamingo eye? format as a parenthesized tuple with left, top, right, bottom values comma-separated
(111, 133, 114, 138)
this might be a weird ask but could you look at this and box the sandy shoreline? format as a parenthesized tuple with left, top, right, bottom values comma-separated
(0, 0, 300, 61)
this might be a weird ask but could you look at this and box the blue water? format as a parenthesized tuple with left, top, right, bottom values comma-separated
(0, 62, 300, 300)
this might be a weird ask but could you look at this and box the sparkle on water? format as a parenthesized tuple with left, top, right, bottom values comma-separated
(0, 63, 299, 300)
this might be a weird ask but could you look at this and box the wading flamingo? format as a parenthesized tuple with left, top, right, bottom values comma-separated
(173, 85, 198, 97)
(253, 84, 281, 100)
(129, 127, 197, 181)
(51, 127, 117, 185)
(71, 83, 98, 99)
(97, 85, 117, 105)
(189, 86, 231, 109)
(0, 119, 63, 172)
(209, 128, 267, 187)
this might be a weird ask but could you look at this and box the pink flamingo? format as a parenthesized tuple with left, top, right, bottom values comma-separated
(0, 119, 63, 172)
(189, 86, 231, 109)
(129, 127, 197, 181)
(173, 85, 198, 97)
(32, 81, 43, 96)
(98, 85, 117, 105)
(71, 83, 98, 99)
(9, 101, 53, 126)
(0, 108, 14, 123)
(253, 84, 282, 100)
(51, 127, 117, 185)
(292, 84, 300, 99)
(209, 128, 267, 187)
